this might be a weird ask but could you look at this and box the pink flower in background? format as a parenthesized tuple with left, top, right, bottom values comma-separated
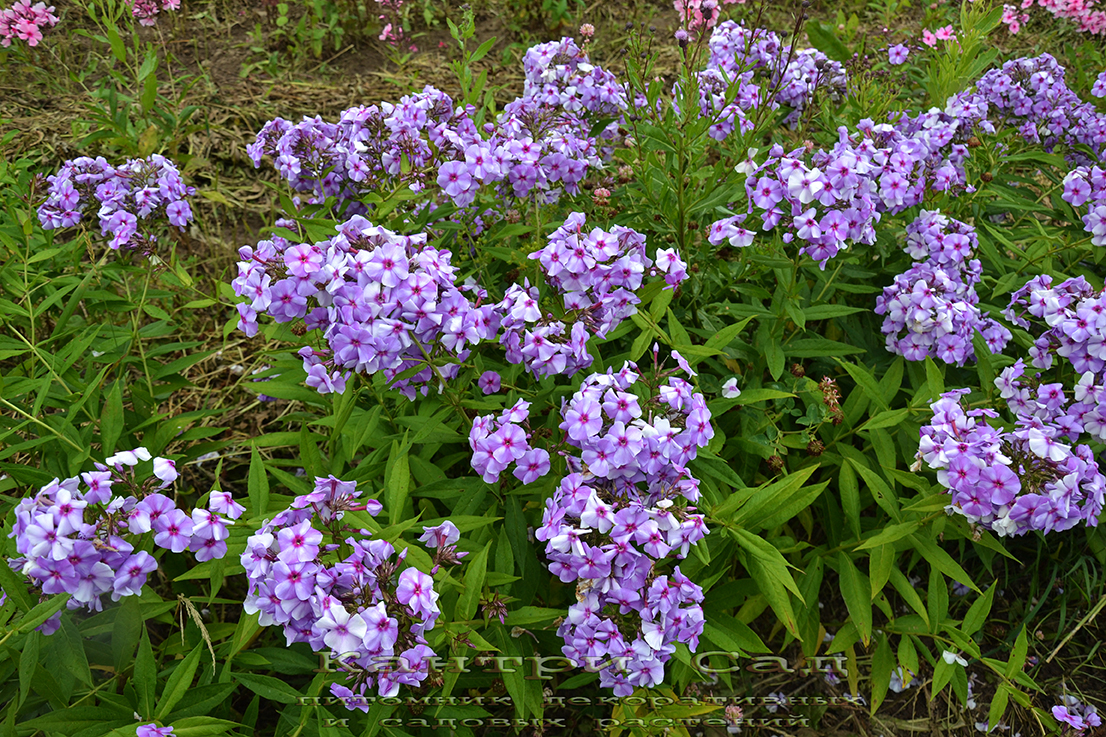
(0, 1, 58, 47)
(922, 29, 937, 46)
(131, 0, 180, 26)
(934, 25, 955, 40)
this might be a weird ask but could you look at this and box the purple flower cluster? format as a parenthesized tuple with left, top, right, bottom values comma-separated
(499, 212, 682, 379)
(1003, 275, 1106, 381)
(0, 0, 57, 47)
(234, 210, 683, 395)
(709, 52, 1106, 268)
(131, 0, 179, 26)
(242, 476, 444, 705)
(249, 39, 624, 225)
(700, 22, 848, 132)
(1053, 695, 1102, 733)
(875, 210, 1010, 365)
(999, 275, 1106, 443)
(469, 399, 551, 484)
(520, 36, 627, 119)
(7, 448, 240, 634)
(918, 390, 1105, 536)
(232, 215, 496, 399)
(37, 155, 195, 253)
(534, 357, 711, 694)
(1060, 165, 1106, 246)
(945, 54, 1106, 160)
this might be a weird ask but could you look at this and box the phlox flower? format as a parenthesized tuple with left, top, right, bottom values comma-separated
(418, 520, 460, 548)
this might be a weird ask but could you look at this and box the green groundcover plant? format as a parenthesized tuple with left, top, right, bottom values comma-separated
(4, 1, 1106, 735)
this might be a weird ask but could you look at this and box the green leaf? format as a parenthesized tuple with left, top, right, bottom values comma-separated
(962, 585, 995, 636)
(457, 543, 490, 621)
(704, 316, 754, 351)
(924, 358, 945, 400)
(988, 684, 1010, 732)
(931, 657, 954, 698)
(112, 597, 143, 677)
(856, 519, 921, 550)
(836, 552, 872, 646)
(135, 628, 157, 718)
(765, 338, 784, 381)
(141, 70, 158, 113)
(729, 388, 796, 405)
(859, 408, 911, 432)
(18, 630, 39, 709)
(0, 557, 33, 612)
(167, 716, 244, 737)
(16, 593, 69, 634)
(469, 36, 497, 64)
(726, 465, 818, 527)
(247, 447, 269, 519)
(804, 20, 850, 61)
(155, 641, 205, 719)
(703, 616, 767, 655)
(848, 460, 901, 522)
(909, 533, 978, 593)
(870, 544, 894, 600)
(19, 706, 133, 734)
(889, 568, 929, 627)
(839, 461, 861, 540)
(385, 432, 411, 524)
(784, 337, 865, 358)
(927, 565, 949, 633)
(731, 528, 801, 638)
(837, 360, 889, 411)
(232, 672, 303, 704)
(870, 634, 894, 713)
(105, 20, 126, 63)
(1005, 627, 1028, 679)
(100, 382, 124, 456)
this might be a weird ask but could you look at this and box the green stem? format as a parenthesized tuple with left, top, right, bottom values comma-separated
(0, 397, 87, 454)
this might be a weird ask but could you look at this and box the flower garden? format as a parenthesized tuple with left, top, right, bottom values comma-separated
(2, 0, 1106, 734)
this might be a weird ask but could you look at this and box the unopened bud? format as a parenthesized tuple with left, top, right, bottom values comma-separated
(981, 172, 993, 182)
(790, 363, 805, 377)
(767, 455, 784, 472)
(807, 439, 825, 456)
(291, 322, 307, 336)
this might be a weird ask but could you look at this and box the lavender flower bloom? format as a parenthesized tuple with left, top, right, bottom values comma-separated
(37, 155, 195, 254)
(7, 450, 234, 630)
(1053, 695, 1102, 732)
(535, 356, 711, 695)
(1061, 165, 1106, 246)
(136, 725, 174, 737)
(876, 210, 1010, 365)
(918, 390, 1105, 536)
(233, 216, 497, 399)
(242, 477, 447, 704)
